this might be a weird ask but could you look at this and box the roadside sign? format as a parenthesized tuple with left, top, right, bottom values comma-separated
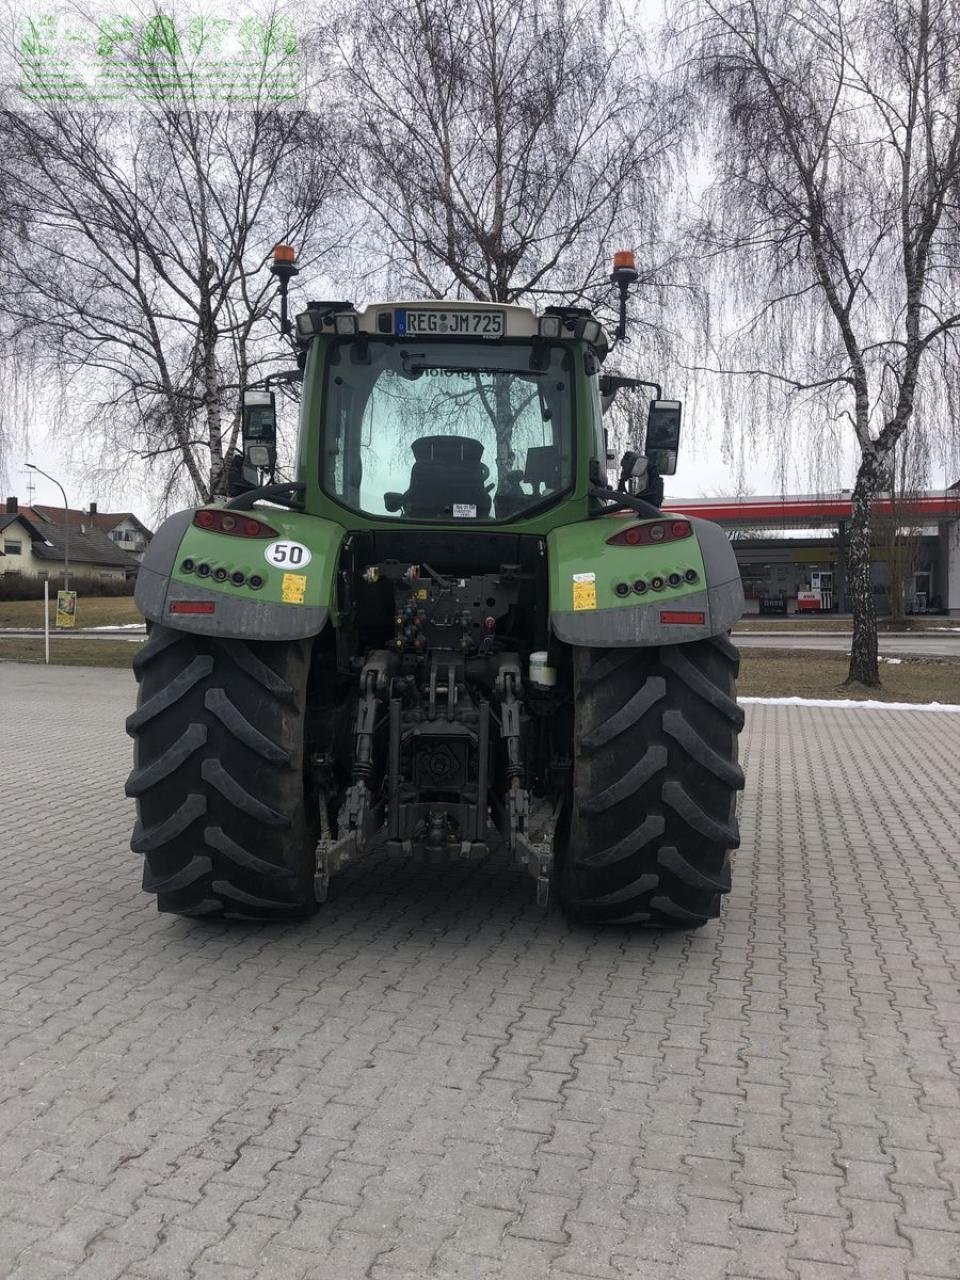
(56, 590, 77, 628)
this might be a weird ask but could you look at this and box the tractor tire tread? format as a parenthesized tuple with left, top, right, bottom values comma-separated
(125, 655, 213, 732)
(580, 814, 665, 868)
(201, 759, 291, 826)
(143, 855, 212, 894)
(204, 826, 295, 878)
(133, 625, 188, 673)
(663, 709, 746, 789)
(125, 722, 207, 797)
(579, 744, 668, 814)
(658, 845, 732, 893)
(581, 677, 666, 752)
(710, 631, 741, 666)
(648, 895, 711, 924)
(660, 646, 745, 727)
(126, 625, 316, 919)
(204, 688, 292, 764)
(581, 873, 659, 907)
(662, 778, 739, 847)
(562, 635, 743, 928)
(217, 639, 296, 702)
(131, 793, 206, 853)
(211, 880, 293, 911)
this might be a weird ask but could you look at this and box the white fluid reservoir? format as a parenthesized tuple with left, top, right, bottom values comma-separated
(529, 651, 557, 687)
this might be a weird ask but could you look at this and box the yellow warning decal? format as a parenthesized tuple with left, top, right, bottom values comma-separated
(572, 572, 597, 611)
(281, 572, 307, 604)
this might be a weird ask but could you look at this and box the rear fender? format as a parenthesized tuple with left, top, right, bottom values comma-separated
(136, 508, 345, 641)
(548, 515, 743, 647)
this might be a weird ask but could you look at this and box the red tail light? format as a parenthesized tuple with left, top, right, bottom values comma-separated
(170, 601, 216, 615)
(660, 610, 705, 625)
(606, 519, 692, 547)
(193, 510, 278, 537)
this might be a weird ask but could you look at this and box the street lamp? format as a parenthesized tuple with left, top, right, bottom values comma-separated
(26, 463, 69, 589)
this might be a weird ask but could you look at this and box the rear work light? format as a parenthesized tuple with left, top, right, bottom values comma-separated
(660, 610, 705, 625)
(169, 601, 216, 615)
(606, 519, 693, 547)
(192, 510, 278, 538)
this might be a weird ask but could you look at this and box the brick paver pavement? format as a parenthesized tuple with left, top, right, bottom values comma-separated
(2, 662, 960, 1280)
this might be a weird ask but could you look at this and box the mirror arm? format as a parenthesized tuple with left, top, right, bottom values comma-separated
(599, 374, 663, 401)
(588, 486, 662, 518)
(224, 481, 306, 511)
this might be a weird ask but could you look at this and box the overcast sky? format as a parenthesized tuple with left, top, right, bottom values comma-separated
(2, 0, 957, 524)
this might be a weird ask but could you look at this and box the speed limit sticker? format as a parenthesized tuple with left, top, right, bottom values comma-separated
(264, 540, 312, 569)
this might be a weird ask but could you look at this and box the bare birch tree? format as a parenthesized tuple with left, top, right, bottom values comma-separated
(1, 3, 340, 503)
(676, 0, 960, 685)
(333, 0, 679, 306)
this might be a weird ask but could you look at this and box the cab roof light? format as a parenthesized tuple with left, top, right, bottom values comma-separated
(273, 244, 296, 264)
(192, 509, 278, 538)
(333, 312, 358, 335)
(295, 301, 357, 339)
(296, 310, 322, 338)
(606, 519, 692, 547)
(575, 316, 604, 345)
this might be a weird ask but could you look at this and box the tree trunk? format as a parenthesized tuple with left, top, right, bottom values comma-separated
(847, 452, 882, 686)
(492, 375, 515, 480)
(200, 277, 224, 499)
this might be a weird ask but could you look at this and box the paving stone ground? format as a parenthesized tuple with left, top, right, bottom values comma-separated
(2, 662, 960, 1280)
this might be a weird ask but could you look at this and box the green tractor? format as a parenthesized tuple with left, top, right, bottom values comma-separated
(126, 248, 745, 925)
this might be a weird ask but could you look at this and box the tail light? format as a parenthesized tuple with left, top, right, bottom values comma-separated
(193, 510, 278, 537)
(169, 601, 216, 615)
(606, 519, 692, 547)
(660, 610, 705, 625)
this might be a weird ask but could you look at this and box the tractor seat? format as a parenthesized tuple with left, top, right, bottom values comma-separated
(399, 436, 492, 518)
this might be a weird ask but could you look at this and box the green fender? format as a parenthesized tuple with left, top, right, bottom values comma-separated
(135, 507, 345, 641)
(548, 515, 744, 647)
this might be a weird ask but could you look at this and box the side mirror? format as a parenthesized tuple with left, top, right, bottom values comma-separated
(242, 389, 277, 474)
(383, 492, 404, 512)
(225, 451, 259, 497)
(618, 450, 648, 486)
(645, 399, 681, 476)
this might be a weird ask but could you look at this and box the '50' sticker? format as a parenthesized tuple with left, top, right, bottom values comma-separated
(264, 540, 312, 568)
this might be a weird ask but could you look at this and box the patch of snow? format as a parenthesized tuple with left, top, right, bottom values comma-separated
(741, 696, 960, 713)
(880, 657, 903, 665)
(85, 623, 146, 631)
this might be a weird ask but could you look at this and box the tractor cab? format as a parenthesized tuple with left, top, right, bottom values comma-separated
(293, 299, 593, 526)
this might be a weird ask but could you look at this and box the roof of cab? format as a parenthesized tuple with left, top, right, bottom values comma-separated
(355, 300, 609, 357)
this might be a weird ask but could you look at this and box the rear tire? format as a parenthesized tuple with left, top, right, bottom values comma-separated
(561, 634, 744, 927)
(125, 625, 317, 919)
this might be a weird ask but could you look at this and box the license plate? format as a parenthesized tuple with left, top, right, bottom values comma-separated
(396, 308, 504, 338)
